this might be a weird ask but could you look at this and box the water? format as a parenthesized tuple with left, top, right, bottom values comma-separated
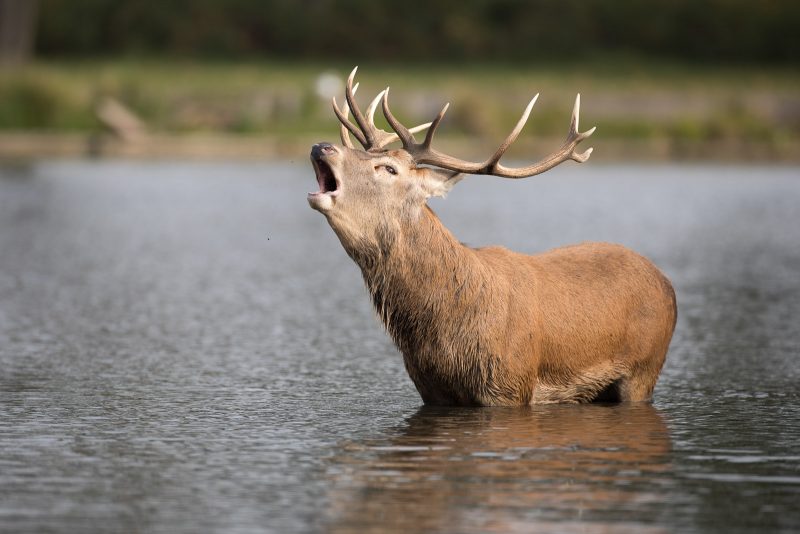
(1, 161, 798, 533)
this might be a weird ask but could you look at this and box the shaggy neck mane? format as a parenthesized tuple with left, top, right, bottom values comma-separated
(349, 206, 493, 402)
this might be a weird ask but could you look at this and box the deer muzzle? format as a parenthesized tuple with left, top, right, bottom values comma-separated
(308, 143, 340, 212)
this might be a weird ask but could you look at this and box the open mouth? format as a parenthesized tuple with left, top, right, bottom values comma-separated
(311, 158, 339, 196)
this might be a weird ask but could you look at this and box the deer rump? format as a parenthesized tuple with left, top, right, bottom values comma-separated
(308, 68, 677, 406)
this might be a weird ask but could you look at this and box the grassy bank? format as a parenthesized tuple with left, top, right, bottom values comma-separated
(1, 60, 798, 161)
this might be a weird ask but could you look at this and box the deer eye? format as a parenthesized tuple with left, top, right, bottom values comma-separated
(375, 165, 397, 176)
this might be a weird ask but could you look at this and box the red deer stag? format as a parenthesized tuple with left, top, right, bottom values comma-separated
(308, 68, 676, 406)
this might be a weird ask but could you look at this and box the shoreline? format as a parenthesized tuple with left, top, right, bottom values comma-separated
(1, 132, 798, 163)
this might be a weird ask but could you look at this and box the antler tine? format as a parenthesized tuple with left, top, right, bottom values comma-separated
(565, 93, 596, 162)
(571, 93, 581, 134)
(381, 88, 417, 147)
(409, 122, 432, 136)
(486, 94, 538, 168)
(344, 67, 376, 147)
(332, 95, 367, 148)
(366, 89, 402, 149)
(365, 89, 385, 125)
(423, 102, 450, 149)
(336, 82, 360, 148)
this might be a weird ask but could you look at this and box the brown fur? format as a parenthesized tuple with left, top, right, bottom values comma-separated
(309, 145, 676, 406)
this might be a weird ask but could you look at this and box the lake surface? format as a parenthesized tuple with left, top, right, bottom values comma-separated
(1, 161, 798, 533)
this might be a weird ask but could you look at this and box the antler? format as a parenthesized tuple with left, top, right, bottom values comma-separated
(381, 86, 596, 178)
(332, 67, 431, 151)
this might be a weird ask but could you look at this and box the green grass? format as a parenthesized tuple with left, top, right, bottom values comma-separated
(1, 59, 798, 149)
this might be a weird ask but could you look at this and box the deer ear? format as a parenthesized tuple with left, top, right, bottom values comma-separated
(415, 168, 464, 198)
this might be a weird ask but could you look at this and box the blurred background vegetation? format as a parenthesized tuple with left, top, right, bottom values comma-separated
(1, 0, 798, 160)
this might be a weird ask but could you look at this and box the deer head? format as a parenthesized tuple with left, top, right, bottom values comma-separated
(308, 66, 596, 256)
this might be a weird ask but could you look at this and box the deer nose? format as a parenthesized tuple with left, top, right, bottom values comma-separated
(311, 142, 337, 158)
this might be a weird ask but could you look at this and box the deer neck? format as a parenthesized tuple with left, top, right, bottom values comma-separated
(358, 205, 477, 309)
(353, 206, 489, 376)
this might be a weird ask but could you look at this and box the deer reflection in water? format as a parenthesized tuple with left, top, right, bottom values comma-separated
(325, 404, 672, 534)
